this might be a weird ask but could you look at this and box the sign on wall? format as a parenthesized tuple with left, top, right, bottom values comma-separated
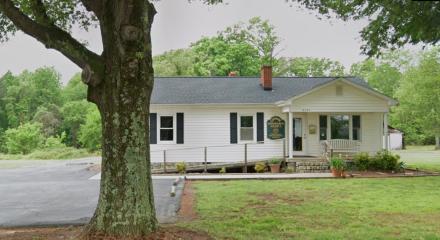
(267, 116, 285, 140)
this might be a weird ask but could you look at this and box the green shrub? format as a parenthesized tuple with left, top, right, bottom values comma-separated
(78, 108, 102, 151)
(269, 158, 282, 165)
(354, 152, 370, 171)
(371, 150, 400, 171)
(254, 162, 266, 173)
(330, 157, 346, 171)
(5, 123, 43, 154)
(219, 167, 226, 174)
(44, 133, 66, 149)
(176, 162, 187, 174)
(0, 129, 6, 153)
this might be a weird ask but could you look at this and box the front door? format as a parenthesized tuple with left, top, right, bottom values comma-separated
(292, 117, 305, 155)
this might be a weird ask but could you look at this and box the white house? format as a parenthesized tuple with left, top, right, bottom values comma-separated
(149, 66, 397, 164)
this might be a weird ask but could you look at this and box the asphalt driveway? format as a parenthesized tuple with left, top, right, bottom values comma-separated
(0, 158, 183, 227)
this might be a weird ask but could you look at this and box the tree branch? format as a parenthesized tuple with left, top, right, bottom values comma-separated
(0, 0, 103, 82)
(80, 0, 103, 19)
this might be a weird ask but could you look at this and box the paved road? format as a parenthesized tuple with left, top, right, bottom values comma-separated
(0, 158, 183, 227)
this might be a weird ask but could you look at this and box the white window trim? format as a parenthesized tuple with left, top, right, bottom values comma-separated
(319, 114, 362, 142)
(238, 113, 256, 143)
(158, 113, 175, 144)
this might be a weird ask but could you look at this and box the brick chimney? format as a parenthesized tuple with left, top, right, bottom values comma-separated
(260, 65, 272, 90)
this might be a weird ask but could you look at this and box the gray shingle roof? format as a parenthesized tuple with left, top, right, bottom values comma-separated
(151, 76, 371, 104)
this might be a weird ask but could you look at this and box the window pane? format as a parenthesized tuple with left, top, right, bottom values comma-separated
(160, 129, 173, 141)
(353, 115, 361, 140)
(319, 115, 327, 140)
(160, 116, 173, 128)
(240, 116, 253, 127)
(331, 115, 349, 139)
(240, 128, 253, 141)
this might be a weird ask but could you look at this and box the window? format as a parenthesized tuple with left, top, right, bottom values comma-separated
(331, 115, 349, 139)
(240, 116, 254, 141)
(160, 116, 173, 141)
(352, 115, 361, 140)
(319, 115, 327, 140)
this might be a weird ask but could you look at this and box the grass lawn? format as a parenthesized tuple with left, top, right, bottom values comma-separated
(394, 145, 440, 172)
(182, 177, 440, 240)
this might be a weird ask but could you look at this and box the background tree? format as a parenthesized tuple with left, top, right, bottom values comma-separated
(275, 57, 345, 77)
(192, 36, 260, 76)
(79, 107, 102, 151)
(220, 16, 281, 66)
(153, 49, 195, 76)
(62, 73, 88, 102)
(394, 48, 440, 149)
(32, 104, 62, 137)
(294, 0, 440, 56)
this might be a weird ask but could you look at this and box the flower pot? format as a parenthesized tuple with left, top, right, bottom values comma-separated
(331, 168, 342, 177)
(270, 164, 281, 173)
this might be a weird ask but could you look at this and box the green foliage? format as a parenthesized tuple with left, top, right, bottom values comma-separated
(79, 108, 102, 151)
(330, 157, 346, 171)
(353, 152, 370, 171)
(220, 17, 280, 66)
(370, 150, 401, 171)
(32, 104, 62, 137)
(254, 162, 266, 173)
(0, 128, 6, 153)
(294, 1, 440, 56)
(153, 49, 195, 76)
(4, 123, 43, 154)
(269, 158, 282, 165)
(1, 67, 63, 128)
(62, 73, 87, 102)
(176, 162, 187, 174)
(275, 57, 345, 77)
(219, 167, 226, 174)
(61, 100, 95, 147)
(393, 47, 440, 146)
(192, 36, 260, 76)
(44, 133, 66, 149)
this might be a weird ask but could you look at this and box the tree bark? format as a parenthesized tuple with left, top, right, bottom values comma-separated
(82, 1, 157, 238)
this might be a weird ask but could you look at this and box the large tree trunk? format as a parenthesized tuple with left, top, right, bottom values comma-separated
(82, 1, 157, 238)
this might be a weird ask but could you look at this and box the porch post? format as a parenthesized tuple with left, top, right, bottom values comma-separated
(288, 111, 293, 158)
(384, 112, 389, 150)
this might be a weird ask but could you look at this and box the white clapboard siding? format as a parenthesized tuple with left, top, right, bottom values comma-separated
(291, 81, 389, 112)
(150, 105, 286, 163)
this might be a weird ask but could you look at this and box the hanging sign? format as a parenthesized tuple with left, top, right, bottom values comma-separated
(267, 116, 285, 140)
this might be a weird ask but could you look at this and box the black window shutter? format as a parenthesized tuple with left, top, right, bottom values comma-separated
(177, 113, 184, 144)
(257, 112, 264, 142)
(149, 113, 157, 144)
(230, 112, 238, 144)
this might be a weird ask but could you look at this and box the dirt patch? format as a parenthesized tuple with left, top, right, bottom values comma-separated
(254, 192, 305, 205)
(178, 181, 198, 221)
(0, 226, 81, 240)
(87, 163, 101, 173)
(0, 226, 212, 240)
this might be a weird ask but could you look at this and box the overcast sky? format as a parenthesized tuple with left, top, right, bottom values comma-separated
(0, 0, 371, 84)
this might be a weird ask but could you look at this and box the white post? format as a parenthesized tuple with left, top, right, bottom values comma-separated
(288, 111, 293, 158)
(384, 113, 389, 150)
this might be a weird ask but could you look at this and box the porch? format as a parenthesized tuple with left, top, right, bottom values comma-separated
(281, 111, 390, 159)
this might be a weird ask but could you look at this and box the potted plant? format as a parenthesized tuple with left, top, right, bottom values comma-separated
(268, 158, 282, 173)
(330, 157, 346, 177)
